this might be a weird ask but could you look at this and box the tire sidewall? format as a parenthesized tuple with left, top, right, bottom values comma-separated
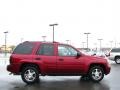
(115, 57, 120, 64)
(21, 66, 39, 84)
(89, 66, 104, 82)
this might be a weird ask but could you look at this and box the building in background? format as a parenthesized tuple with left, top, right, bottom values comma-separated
(0, 45, 16, 53)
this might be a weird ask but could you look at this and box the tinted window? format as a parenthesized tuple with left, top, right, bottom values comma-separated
(13, 42, 34, 54)
(111, 48, 120, 52)
(58, 45, 77, 56)
(37, 44, 54, 56)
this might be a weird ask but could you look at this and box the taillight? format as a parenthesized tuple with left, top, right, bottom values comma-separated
(9, 56, 13, 64)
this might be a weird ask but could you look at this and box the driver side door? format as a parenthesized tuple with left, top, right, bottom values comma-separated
(57, 44, 84, 74)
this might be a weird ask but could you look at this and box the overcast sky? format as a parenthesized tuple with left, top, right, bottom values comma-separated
(0, 0, 120, 48)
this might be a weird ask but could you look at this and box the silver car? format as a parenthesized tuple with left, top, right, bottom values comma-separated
(109, 48, 120, 64)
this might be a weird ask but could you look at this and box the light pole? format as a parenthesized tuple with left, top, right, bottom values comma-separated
(42, 36, 46, 42)
(98, 39, 103, 51)
(84, 33, 91, 51)
(82, 42, 86, 48)
(49, 23, 58, 42)
(21, 38, 24, 43)
(4, 31, 8, 56)
(114, 40, 117, 48)
(66, 40, 70, 44)
(110, 41, 113, 49)
(94, 43, 97, 51)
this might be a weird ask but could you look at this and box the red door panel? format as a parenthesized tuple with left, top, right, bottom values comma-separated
(57, 56, 84, 74)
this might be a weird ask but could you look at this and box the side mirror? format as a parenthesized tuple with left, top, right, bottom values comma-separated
(77, 52, 81, 58)
(92, 53, 96, 56)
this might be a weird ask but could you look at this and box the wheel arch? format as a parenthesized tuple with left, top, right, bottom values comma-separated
(19, 63, 41, 73)
(114, 56, 120, 64)
(88, 63, 106, 74)
(115, 55, 120, 60)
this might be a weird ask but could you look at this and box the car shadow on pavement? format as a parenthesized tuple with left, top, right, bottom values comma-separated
(79, 77, 110, 90)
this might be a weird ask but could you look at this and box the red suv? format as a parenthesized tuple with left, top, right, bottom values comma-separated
(7, 41, 110, 84)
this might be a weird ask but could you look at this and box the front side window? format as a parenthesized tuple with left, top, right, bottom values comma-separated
(58, 45, 77, 56)
(37, 44, 54, 56)
(13, 42, 34, 54)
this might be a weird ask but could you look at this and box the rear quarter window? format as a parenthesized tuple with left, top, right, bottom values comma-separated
(13, 42, 35, 54)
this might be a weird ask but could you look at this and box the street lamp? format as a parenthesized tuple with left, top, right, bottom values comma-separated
(98, 39, 103, 51)
(82, 42, 86, 48)
(49, 23, 58, 42)
(110, 41, 113, 49)
(94, 43, 97, 51)
(84, 33, 91, 51)
(42, 36, 46, 42)
(4, 31, 8, 56)
(66, 40, 70, 44)
(21, 38, 24, 43)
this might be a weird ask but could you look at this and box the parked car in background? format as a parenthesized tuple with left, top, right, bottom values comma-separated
(93, 51, 106, 58)
(80, 50, 96, 56)
(7, 41, 110, 84)
(108, 48, 120, 64)
(81, 50, 106, 58)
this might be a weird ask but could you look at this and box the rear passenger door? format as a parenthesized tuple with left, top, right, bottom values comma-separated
(35, 43, 57, 74)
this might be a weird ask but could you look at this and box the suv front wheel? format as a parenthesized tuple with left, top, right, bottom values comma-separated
(115, 57, 120, 64)
(21, 66, 39, 84)
(89, 66, 104, 82)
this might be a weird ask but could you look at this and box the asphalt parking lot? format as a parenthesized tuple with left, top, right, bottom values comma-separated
(0, 58, 120, 90)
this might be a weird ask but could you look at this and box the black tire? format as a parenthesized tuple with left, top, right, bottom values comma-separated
(115, 57, 120, 64)
(21, 66, 39, 84)
(89, 66, 104, 82)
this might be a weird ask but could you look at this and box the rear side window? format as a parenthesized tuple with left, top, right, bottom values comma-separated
(37, 44, 54, 56)
(111, 48, 120, 52)
(13, 42, 35, 54)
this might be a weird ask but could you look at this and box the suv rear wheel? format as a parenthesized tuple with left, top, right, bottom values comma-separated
(21, 66, 39, 84)
(115, 57, 120, 64)
(89, 66, 104, 82)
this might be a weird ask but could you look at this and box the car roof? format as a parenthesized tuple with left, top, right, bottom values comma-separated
(22, 41, 60, 44)
(21, 41, 76, 48)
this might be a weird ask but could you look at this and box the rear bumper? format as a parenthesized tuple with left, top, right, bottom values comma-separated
(7, 64, 20, 74)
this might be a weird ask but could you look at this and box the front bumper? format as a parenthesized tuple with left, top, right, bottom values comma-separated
(105, 63, 111, 75)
